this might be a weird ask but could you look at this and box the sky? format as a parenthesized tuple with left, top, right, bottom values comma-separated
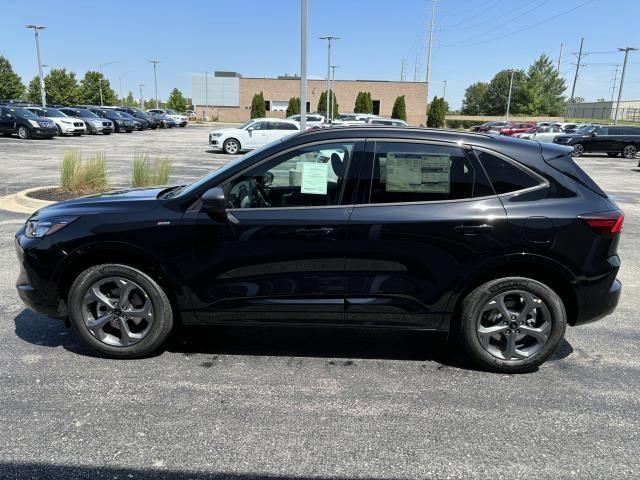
(2, 0, 640, 110)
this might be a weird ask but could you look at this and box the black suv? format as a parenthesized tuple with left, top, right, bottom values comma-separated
(115, 107, 160, 129)
(15, 127, 623, 372)
(554, 124, 640, 159)
(82, 107, 134, 133)
(0, 105, 57, 139)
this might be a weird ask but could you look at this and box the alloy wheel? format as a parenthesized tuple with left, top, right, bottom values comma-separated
(476, 290, 552, 361)
(572, 144, 584, 157)
(81, 277, 154, 347)
(623, 145, 637, 159)
(225, 139, 239, 154)
(18, 126, 29, 139)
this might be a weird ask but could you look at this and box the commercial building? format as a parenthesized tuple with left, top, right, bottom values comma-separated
(566, 100, 640, 121)
(192, 71, 427, 125)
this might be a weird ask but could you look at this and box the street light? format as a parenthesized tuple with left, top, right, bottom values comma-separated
(319, 35, 339, 122)
(139, 84, 145, 109)
(505, 70, 515, 121)
(25, 25, 46, 107)
(205, 71, 209, 120)
(300, 0, 308, 131)
(119, 72, 128, 106)
(614, 47, 638, 125)
(330, 65, 339, 121)
(149, 60, 160, 109)
(99, 61, 118, 106)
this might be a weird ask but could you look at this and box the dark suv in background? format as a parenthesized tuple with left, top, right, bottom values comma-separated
(15, 127, 623, 373)
(0, 105, 57, 139)
(115, 107, 160, 129)
(554, 124, 640, 159)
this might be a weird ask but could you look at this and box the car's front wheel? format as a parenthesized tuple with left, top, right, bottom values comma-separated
(67, 264, 174, 358)
(223, 138, 240, 154)
(622, 144, 637, 159)
(17, 126, 31, 139)
(571, 143, 584, 157)
(458, 277, 566, 373)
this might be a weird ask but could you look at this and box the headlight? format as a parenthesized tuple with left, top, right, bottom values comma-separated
(28, 119, 39, 127)
(61, 120, 72, 124)
(25, 216, 78, 238)
(210, 133, 222, 137)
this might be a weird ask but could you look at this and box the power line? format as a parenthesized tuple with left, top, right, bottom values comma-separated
(440, 0, 503, 30)
(443, 0, 542, 33)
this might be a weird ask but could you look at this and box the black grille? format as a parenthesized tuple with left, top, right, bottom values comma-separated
(74, 122, 82, 127)
(103, 122, 110, 127)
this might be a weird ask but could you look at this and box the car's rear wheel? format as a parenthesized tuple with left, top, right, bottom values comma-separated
(68, 264, 173, 358)
(622, 144, 637, 159)
(56, 125, 63, 136)
(17, 126, 30, 139)
(458, 277, 566, 373)
(223, 138, 240, 154)
(571, 143, 584, 157)
(607, 152, 619, 157)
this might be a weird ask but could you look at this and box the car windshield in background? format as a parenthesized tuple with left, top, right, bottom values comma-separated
(78, 109, 99, 117)
(9, 107, 38, 118)
(44, 108, 66, 117)
(165, 109, 177, 115)
(105, 110, 123, 119)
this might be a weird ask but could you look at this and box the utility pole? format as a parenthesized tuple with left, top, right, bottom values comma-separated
(204, 71, 208, 120)
(426, 0, 437, 102)
(331, 65, 339, 120)
(401, 59, 407, 82)
(300, 0, 308, 131)
(25, 25, 47, 107)
(138, 84, 144, 109)
(557, 43, 564, 73)
(149, 60, 160, 109)
(319, 35, 338, 122)
(610, 65, 620, 103)
(442, 80, 447, 101)
(413, 59, 420, 82)
(567, 37, 584, 118)
(614, 47, 638, 125)
(506, 70, 514, 121)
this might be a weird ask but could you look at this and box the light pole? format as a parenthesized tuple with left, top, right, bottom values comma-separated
(614, 47, 638, 125)
(442, 80, 447, 101)
(205, 71, 208, 120)
(99, 61, 118, 106)
(139, 84, 144, 109)
(319, 35, 339, 122)
(300, 0, 308, 131)
(505, 70, 515, 121)
(119, 72, 127, 106)
(149, 60, 160, 109)
(330, 65, 339, 121)
(25, 25, 46, 107)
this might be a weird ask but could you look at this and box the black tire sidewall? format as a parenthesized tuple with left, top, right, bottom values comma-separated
(68, 264, 173, 358)
(460, 277, 567, 373)
(623, 144, 637, 159)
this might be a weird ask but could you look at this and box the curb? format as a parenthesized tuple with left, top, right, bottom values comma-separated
(0, 186, 57, 215)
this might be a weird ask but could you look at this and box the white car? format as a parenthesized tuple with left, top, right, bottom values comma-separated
(147, 108, 188, 127)
(366, 117, 407, 126)
(209, 118, 300, 154)
(26, 106, 86, 136)
(516, 125, 564, 143)
(287, 113, 325, 129)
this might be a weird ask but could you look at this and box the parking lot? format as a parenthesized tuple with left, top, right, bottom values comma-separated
(0, 127, 638, 479)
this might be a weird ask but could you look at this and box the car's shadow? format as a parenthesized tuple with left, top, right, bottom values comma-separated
(13, 308, 573, 371)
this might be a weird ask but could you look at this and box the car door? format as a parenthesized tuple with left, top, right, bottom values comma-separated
(0, 107, 14, 133)
(584, 126, 610, 152)
(244, 121, 269, 147)
(183, 139, 364, 324)
(269, 121, 298, 142)
(344, 139, 510, 329)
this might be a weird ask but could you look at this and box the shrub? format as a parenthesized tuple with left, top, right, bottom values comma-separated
(131, 152, 173, 187)
(250, 92, 266, 118)
(60, 150, 109, 194)
(391, 95, 407, 121)
(427, 96, 446, 128)
(286, 97, 301, 117)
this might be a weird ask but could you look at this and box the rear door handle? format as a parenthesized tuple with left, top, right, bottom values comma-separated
(295, 227, 334, 237)
(454, 224, 494, 236)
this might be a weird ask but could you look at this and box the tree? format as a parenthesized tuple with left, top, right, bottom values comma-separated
(79, 71, 117, 105)
(27, 76, 41, 103)
(42, 68, 79, 105)
(354, 92, 364, 113)
(460, 81, 489, 115)
(0, 56, 25, 100)
(596, 97, 606, 102)
(391, 95, 407, 120)
(365, 91, 373, 113)
(427, 96, 445, 128)
(516, 55, 566, 116)
(354, 91, 371, 113)
(250, 92, 266, 118)
(285, 96, 301, 117)
(166, 88, 188, 112)
(568, 96, 585, 104)
(483, 69, 525, 115)
(317, 90, 339, 119)
(144, 98, 160, 110)
(121, 91, 138, 107)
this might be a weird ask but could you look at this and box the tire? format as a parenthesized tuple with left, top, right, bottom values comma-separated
(571, 143, 584, 157)
(56, 125, 63, 136)
(103, 132, 111, 135)
(458, 277, 567, 373)
(73, 133, 82, 136)
(622, 144, 637, 159)
(607, 152, 619, 157)
(223, 138, 240, 155)
(17, 125, 31, 139)
(67, 264, 174, 359)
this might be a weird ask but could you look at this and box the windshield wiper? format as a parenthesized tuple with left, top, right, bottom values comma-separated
(157, 185, 185, 199)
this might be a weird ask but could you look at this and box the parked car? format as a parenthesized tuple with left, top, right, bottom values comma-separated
(186, 110, 197, 118)
(147, 108, 188, 127)
(59, 107, 114, 135)
(146, 111, 176, 128)
(366, 117, 408, 126)
(209, 118, 299, 154)
(499, 122, 536, 136)
(287, 114, 325, 129)
(553, 124, 640, 158)
(15, 126, 622, 373)
(0, 106, 57, 139)
(516, 125, 565, 143)
(26, 106, 86, 136)
(116, 111, 148, 131)
(116, 108, 161, 129)
(86, 107, 134, 133)
(472, 121, 509, 132)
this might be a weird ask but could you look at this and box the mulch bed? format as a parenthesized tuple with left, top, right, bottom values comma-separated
(26, 188, 90, 202)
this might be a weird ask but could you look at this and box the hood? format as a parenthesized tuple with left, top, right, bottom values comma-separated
(210, 127, 241, 134)
(31, 187, 166, 219)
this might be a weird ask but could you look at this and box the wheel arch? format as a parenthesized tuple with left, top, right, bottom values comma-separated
(223, 136, 241, 149)
(446, 254, 579, 331)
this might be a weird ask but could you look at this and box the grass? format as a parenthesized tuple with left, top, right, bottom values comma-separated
(59, 150, 109, 194)
(131, 152, 173, 187)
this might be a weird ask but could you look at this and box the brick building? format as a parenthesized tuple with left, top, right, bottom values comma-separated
(192, 72, 427, 125)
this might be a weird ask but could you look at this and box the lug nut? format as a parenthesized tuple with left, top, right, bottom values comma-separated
(511, 315, 517, 320)
(519, 320, 523, 325)
(503, 321, 508, 325)
(107, 309, 112, 314)
(516, 329, 520, 334)
(506, 329, 511, 335)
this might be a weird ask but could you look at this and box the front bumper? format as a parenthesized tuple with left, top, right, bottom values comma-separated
(60, 123, 86, 134)
(31, 126, 58, 137)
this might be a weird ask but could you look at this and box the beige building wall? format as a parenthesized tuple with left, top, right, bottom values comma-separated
(200, 78, 427, 125)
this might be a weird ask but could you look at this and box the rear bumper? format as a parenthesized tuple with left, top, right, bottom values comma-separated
(573, 277, 622, 326)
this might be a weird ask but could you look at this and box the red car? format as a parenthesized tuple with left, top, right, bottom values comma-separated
(499, 122, 536, 136)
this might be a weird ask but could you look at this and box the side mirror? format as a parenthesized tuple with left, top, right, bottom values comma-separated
(201, 187, 227, 221)
(591, 132, 597, 137)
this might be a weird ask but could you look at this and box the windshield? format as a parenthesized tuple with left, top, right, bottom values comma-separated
(238, 120, 257, 130)
(45, 108, 66, 117)
(105, 110, 123, 119)
(77, 109, 99, 118)
(9, 107, 39, 118)
(576, 125, 595, 133)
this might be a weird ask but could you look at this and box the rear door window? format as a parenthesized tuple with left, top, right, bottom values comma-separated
(475, 150, 542, 194)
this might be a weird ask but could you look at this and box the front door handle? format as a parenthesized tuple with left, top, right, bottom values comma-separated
(454, 224, 494, 236)
(295, 227, 334, 237)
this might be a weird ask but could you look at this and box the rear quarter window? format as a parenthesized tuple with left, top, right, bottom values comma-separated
(475, 150, 541, 194)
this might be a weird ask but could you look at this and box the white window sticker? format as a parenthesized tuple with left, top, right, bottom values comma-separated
(385, 153, 451, 193)
(300, 162, 329, 195)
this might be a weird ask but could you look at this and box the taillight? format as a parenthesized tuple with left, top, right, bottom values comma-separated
(580, 210, 624, 235)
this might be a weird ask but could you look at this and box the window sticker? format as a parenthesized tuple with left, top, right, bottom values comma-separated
(385, 153, 451, 193)
(300, 162, 329, 195)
